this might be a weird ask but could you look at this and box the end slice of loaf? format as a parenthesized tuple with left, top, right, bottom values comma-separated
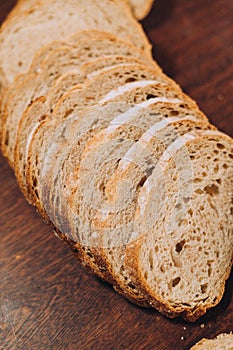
(125, 130, 233, 321)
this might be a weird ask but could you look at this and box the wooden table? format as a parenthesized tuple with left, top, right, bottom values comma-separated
(0, 1, 232, 349)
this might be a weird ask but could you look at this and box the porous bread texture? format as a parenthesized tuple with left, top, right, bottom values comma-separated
(24, 76, 209, 308)
(190, 333, 233, 350)
(25, 64, 173, 215)
(0, 0, 151, 90)
(2, 34, 154, 167)
(26, 64, 201, 220)
(14, 55, 151, 187)
(62, 105, 211, 246)
(125, 131, 233, 321)
(65, 116, 215, 305)
(127, 0, 154, 20)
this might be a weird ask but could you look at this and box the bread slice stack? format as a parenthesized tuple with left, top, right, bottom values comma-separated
(0, 0, 232, 322)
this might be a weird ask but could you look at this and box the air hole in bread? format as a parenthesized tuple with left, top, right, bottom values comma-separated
(160, 265, 165, 273)
(87, 251, 93, 258)
(63, 108, 74, 119)
(175, 240, 185, 253)
(125, 77, 136, 83)
(172, 277, 181, 287)
(201, 283, 208, 294)
(188, 208, 193, 216)
(216, 143, 225, 149)
(33, 177, 38, 187)
(39, 115, 47, 122)
(137, 175, 147, 188)
(204, 184, 219, 196)
(223, 163, 228, 169)
(146, 94, 157, 100)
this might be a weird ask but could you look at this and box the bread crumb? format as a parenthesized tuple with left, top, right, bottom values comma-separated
(200, 323, 205, 329)
(217, 94, 224, 101)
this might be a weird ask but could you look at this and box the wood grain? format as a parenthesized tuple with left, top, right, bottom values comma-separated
(0, 1, 232, 349)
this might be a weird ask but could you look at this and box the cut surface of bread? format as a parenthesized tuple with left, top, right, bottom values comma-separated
(0, 0, 151, 90)
(125, 130, 233, 321)
(190, 333, 233, 350)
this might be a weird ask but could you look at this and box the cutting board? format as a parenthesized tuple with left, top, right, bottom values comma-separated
(0, 0, 232, 349)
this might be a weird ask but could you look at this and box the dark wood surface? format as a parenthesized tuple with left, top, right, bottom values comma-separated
(0, 1, 232, 349)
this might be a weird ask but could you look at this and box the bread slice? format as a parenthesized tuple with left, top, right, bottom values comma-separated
(190, 333, 233, 350)
(127, 0, 154, 20)
(0, 0, 151, 90)
(2, 34, 154, 167)
(124, 130, 233, 321)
